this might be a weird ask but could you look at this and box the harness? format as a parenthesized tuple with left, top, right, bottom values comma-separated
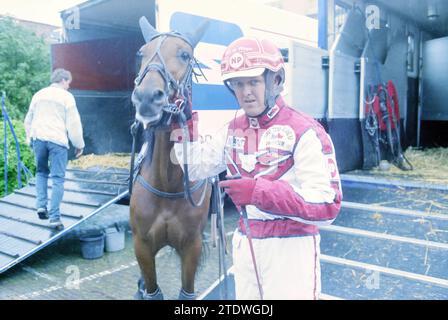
(130, 31, 209, 207)
(364, 86, 381, 166)
(129, 134, 209, 203)
(362, 27, 412, 171)
(364, 81, 413, 171)
(134, 32, 206, 124)
(129, 29, 232, 299)
(134, 33, 192, 118)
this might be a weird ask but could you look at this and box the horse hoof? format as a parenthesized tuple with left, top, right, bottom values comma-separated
(178, 288, 196, 300)
(135, 278, 164, 300)
(135, 291, 164, 300)
(135, 286, 164, 300)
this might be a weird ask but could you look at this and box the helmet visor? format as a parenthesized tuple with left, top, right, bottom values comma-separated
(221, 67, 265, 81)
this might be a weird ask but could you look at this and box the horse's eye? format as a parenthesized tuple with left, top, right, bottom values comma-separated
(135, 51, 143, 74)
(180, 51, 191, 62)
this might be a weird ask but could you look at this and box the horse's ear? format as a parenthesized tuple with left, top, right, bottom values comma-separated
(185, 20, 210, 48)
(139, 16, 159, 43)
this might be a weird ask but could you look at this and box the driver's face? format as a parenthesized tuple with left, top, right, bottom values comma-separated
(229, 75, 266, 117)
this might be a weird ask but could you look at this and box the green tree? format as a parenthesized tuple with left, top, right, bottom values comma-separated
(0, 119, 36, 196)
(0, 17, 49, 195)
(0, 16, 51, 120)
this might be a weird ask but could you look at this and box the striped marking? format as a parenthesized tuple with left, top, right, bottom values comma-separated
(341, 174, 448, 191)
(13, 190, 101, 208)
(64, 177, 127, 186)
(12, 261, 139, 300)
(342, 201, 448, 221)
(66, 168, 128, 176)
(29, 182, 119, 196)
(320, 224, 448, 250)
(321, 254, 448, 288)
(11, 234, 234, 300)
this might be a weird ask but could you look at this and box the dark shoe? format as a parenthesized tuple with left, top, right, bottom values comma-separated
(49, 217, 64, 230)
(37, 208, 49, 220)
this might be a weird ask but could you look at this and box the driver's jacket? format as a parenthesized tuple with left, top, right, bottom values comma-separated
(174, 96, 342, 238)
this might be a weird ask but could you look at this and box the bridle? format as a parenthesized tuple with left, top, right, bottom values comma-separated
(130, 31, 209, 208)
(134, 32, 194, 120)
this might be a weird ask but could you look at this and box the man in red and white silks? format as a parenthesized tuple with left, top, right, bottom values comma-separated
(173, 37, 342, 300)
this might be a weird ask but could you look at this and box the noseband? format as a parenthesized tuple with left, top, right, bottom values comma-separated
(134, 32, 194, 117)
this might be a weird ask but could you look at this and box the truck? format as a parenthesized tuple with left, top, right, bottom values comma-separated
(54, 0, 447, 172)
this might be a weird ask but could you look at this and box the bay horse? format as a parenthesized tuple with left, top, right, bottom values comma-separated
(129, 17, 211, 300)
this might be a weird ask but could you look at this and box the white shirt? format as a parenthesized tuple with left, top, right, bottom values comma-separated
(24, 84, 85, 149)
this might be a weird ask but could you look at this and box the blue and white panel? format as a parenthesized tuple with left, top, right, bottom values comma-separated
(328, 9, 366, 120)
(157, 0, 318, 137)
(289, 42, 328, 118)
(170, 13, 243, 138)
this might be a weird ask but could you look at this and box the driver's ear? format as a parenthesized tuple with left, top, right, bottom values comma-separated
(275, 75, 281, 86)
(272, 70, 285, 91)
(272, 75, 282, 89)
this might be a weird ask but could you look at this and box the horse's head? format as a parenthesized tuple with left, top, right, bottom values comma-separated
(132, 17, 208, 129)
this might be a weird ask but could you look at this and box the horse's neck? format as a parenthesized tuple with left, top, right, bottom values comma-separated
(142, 130, 184, 192)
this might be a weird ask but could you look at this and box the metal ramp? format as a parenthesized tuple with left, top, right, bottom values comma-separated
(200, 175, 448, 300)
(0, 167, 129, 274)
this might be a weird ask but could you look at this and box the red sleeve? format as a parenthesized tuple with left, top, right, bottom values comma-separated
(251, 177, 342, 224)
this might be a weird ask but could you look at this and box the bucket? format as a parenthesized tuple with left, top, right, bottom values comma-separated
(379, 160, 391, 171)
(104, 227, 125, 252)
(80, 233, 105, 259)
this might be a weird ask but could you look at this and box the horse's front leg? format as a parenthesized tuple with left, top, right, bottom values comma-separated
(134, 236, 164, 300)
(178, 234, 203, 300)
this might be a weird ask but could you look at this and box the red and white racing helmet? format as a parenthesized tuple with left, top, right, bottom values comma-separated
(221, 37, 284, 81)
(221, 37, 285, 110)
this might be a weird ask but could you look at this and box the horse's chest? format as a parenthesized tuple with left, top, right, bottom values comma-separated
(144, 207, 187, 236)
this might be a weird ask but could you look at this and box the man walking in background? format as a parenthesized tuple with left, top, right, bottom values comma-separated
(24, 68, 84, 229)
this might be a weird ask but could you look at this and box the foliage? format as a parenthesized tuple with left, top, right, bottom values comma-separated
(0, 16, 51, 120)
(0, 118, 36, 196)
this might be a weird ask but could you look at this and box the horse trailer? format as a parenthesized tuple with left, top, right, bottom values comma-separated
(54, 0, 448, 172)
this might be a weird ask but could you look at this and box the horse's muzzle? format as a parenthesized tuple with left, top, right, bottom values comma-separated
(135, 111, 163, 129)
(134, 101, 163, 125)
(132, 86, 166, 105)
(132, 88, 167, 127)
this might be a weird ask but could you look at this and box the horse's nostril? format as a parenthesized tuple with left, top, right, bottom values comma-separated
(153, 89, 165, 102)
